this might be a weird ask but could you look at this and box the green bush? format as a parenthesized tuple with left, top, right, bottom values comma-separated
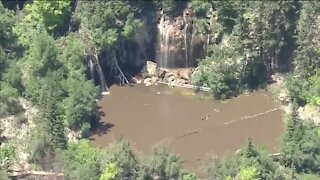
(0, 143, 16, 170)
(101, 138, 139, 179)
(0, 83, 22, 117)
(191, 44, 242, 99)
(63, 140, 102, 180)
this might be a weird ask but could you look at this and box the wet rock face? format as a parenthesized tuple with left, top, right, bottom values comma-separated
(156, 6, 205, 69)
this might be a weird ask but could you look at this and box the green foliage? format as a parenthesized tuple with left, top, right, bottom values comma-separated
(75, 1, 143, 50)
(236, 139, 277, 179)
(63, 140, 102, 180)
(238, 166, 260, 180)
(0, 170, 9, 180)
(181, 172, 198, 180)
(191, 42, 242, 99)
(139, 145, 184, 179)
(74, 1, 144, 79)
(306, 72, 320, 106)
(24, 0, 71, 34)
(2, 61, 23, 92)
(282, 107, 304, 167)
(205, 139, 277, 179)
(25, 33, 97, 135)
(205, 154, 241, 179)
(24, 34, 68, 149)
(100, 163, 122, 180)
(25, 33, 61, 78)
(101, 138, 139, 179)
(298, 173, 320, 180)
(59, 37, 98, 130)
(0, 83, 22, 117)
(282, 108, 320, 174)
(28, 124, 56, 168)
(291, 71, 320, 106)
(0, 143, 16, 170)
(294, 1, 320, 78)
(286, 75, 308, 105)
(13, 1, 71, 48)
(0, 1, 18, 82)
(192, 1, 294, 99)
(0, 1, 15, 48)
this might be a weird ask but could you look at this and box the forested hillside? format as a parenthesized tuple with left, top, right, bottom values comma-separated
(1, 1, 320, 179)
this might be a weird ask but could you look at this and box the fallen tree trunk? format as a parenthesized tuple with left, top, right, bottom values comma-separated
(157, 81, 211, 92)
(124, 72, 141, 84)
(115, 58, 130, 85)
(9, 168, 64, 177)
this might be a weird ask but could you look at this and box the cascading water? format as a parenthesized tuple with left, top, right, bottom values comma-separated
(89, 59, 94, 79)
(156, 6, 204, 69)
(190, 25, 195, 66)
(157, 15, 170, 68)
(95, 60, 109, 95)
(206, 34, 210, 55)
(184, 23, 189, 68)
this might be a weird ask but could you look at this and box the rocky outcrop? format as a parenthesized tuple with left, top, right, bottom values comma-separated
(156, 5, 205, 68)
(269, 73, 320, 124)
(145, 61, 157, 77)
(143, 61, 193, 87)
(0, 98, 37, 170)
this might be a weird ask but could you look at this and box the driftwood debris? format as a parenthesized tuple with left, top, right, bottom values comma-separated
(115, 58, 130, 85)
(157, 81, 211, 92)
(9, 168, 64, 177)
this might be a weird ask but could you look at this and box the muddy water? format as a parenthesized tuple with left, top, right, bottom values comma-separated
(90, 84, 284, 174)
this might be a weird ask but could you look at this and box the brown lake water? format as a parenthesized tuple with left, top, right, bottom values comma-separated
(90, 84, 284, 174)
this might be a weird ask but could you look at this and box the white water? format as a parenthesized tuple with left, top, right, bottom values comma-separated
(89, 59, 94, 79)
(156, 13, 200, 68)
(184, 23, 189, 68)
(95, 59, 108, 93)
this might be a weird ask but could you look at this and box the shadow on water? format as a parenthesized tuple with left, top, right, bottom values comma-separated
(87, 106, 115, 140)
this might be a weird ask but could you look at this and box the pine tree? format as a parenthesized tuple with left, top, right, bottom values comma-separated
(294, 1, 320, 78)
(281, 102, 304, 168)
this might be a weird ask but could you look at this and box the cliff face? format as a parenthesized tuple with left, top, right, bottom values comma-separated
(118, 3, 207, 70)
(156, 5, 205, 68)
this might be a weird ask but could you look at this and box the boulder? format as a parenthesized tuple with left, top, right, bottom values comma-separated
(165, 71, 178, 78)
(177, 79, 187, 85)
(167, 75, 176, 82)
(146, 61, 157, 77)
(143, 77, 159, 86)
(151, 76, 159, 84)
(158, 68, 167, 79)
(179, 68, 193, 80)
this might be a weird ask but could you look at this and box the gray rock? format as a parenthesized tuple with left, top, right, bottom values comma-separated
(158, 68, 167, 79)
(146, 61, 157, 77)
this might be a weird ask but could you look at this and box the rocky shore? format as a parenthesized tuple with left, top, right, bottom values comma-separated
(142, 61, 194, 87)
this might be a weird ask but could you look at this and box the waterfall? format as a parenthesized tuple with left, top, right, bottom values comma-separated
(89, 59, 94, 79)
(206, 34, 210, 55)
(157, 16, 172, 68)
(184, 23, 189, 68)
(157, 16, 165, 68)
(164, 25, 173, 68)
(95, 59, 109, 95)
(190, 25, 195, 67)
(156, 7, 202, 68)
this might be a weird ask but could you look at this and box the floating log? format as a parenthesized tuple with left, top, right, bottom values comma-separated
(157, 81, 211, 92)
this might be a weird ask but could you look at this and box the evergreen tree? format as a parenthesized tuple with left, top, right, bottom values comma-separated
(281, 103, 304, 168)
(101, 138, 139, 179)
(294, 1, 320, 78)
